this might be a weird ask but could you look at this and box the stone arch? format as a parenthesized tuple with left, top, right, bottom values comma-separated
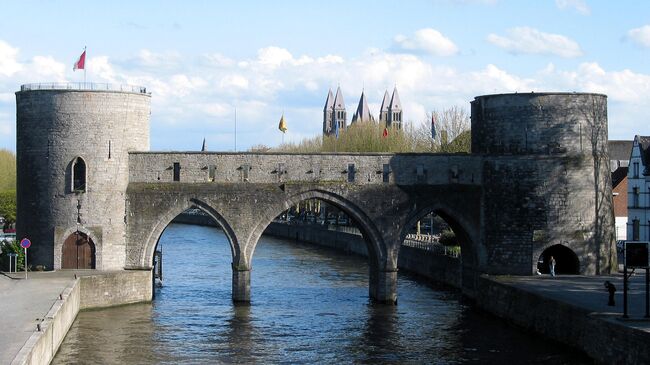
(243, 189, 386, 271)
(536, 244, 580, 275)
(139, 198, 239, 269)
(401, 203, 482, 271)
(56, 225, 101, 270)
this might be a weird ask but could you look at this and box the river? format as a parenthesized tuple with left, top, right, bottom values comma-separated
(52, 223, 589, 364)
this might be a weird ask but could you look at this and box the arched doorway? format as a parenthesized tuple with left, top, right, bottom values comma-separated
(62, 231, 96, 269)
(537, 244, 579, 275)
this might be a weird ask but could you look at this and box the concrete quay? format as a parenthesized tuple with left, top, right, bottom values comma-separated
(0, 270, 151, 365)
(477, 273, 650, 364)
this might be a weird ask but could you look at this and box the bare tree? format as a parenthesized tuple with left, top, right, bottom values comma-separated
(581, 95, 615, 274)
(412, 106, 471, 153)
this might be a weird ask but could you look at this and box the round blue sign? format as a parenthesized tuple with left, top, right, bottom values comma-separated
(20, 238, 31, 249)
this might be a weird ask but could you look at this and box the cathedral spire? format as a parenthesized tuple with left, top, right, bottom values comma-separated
(379, 90, 390, 123)
(351, 90, 374, 124)
(387, 87, 403, 129)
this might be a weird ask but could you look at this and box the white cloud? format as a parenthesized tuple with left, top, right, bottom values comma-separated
(487, 27, 582, 58)
(257, 46, 295, 68)
(555, 0, 590, 15)
(392, 28, 459, 56)
(627, 25, 650, 48)
(0, 41, 23, 77)
(203, 53, 235, 67)
(1, 37, 649, 152)
(537, 62, 650, 104)
(29, 56, 66, 82)
(134, 49, 181, 69)
(87, 56, 119, 83)
(219, 74, 249, 90)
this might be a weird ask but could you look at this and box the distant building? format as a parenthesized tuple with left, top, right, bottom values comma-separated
(351, 90, 374, 124)
(323, 86, 347, 136)
(609, 140, 633, 240)
(323, 86, 403, 136)
(627, 135, 650, 241)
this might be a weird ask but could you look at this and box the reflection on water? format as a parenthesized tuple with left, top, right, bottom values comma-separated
(53, 224, 589, 364)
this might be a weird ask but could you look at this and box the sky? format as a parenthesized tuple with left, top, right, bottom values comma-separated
(0, 0, 649, 152)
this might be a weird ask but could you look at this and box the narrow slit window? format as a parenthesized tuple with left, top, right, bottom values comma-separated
(347, 164, 355, 182)
(173, 162, 180, 181)
(383, 164, 390, 183)
(208, 165, 216, 182)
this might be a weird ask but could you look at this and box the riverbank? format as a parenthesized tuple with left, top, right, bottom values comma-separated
(5, 219, 650, 364)
(263, 220, 650, 364)
(2, 270, 151, 365)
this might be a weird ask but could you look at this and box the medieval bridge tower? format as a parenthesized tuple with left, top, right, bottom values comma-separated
(15, 85, 615, 302)
(15, 85, 151, 270)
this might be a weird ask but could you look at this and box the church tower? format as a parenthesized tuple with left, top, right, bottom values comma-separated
(387, 87, 402, 129)
(331, 86, 347, 135)
(323, 88, 334, 134)
(378, 90, 390, 124)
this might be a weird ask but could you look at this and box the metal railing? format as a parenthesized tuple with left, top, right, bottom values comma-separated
(403, 234, 460, 258)
(20, 83, 150, 94)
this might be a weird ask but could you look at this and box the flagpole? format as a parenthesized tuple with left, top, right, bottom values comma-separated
(83, 46, 87, 85)
(234, 106, 237, 152)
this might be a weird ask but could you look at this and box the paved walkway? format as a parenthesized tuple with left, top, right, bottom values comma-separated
(493, 271, 650, 331)
(0, 271, 78, 365)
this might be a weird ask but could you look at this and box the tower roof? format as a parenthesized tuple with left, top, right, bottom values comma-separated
(323, 89, 334, 112)
(333, 86, 346, 110)
(389, 87, 402, 111)
(379, 90, 390, 112)
(352, 90, 374, 123)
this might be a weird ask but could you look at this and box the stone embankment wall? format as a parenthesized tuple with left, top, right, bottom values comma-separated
(264, 222, 461, 288)
(11, 270, 151, 365)
(475, 276, 650, 364)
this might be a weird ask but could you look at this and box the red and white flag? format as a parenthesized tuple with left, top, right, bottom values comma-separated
(73, 49, 86, 71)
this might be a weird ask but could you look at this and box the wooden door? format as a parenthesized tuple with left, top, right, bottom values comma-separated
(62, 232, 95, 269)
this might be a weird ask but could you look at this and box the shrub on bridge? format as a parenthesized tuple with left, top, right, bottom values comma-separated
(439, 229, 457, 246)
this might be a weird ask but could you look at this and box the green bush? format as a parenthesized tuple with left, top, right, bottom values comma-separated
(1, 240, 25, 270)
(439, 229, 457, 246)
(272, 107, 471, 154)
(0, 189, 16, 225)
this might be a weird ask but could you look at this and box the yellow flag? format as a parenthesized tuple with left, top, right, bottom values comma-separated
(278, 114, 287, 133)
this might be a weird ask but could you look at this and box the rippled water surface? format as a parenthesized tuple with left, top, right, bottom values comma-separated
(53, 224, 589, 364)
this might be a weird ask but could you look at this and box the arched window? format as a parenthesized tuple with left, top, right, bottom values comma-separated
(71, 157, 87, 192)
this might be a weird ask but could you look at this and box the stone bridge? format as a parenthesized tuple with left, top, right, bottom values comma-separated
(125, 153, 483, 302)
(16, 89, 616, 304)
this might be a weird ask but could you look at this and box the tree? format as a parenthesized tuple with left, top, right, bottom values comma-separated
(0, 190, 16, 225)
(275, 106, 471, 154)
(580, 95, 615, 274)
(0, 149, 16, 191)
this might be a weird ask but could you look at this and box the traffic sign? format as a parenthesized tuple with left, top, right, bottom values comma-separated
(20, 238, 31, 249)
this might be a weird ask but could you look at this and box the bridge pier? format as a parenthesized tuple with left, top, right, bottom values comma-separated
(369, 268, 398, 304)
(232, 268, 251, 303)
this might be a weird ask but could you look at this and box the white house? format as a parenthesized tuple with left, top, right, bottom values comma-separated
(627, 135, 650, 241)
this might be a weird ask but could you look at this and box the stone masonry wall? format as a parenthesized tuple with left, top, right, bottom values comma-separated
(16, 89, 151, 270)
(473, 93, 615, 275)
(128, 152, 482, 186)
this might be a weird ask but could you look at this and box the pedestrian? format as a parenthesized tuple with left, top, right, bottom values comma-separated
(549, 256, 556, 277)
(604, 281, 616, 306)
